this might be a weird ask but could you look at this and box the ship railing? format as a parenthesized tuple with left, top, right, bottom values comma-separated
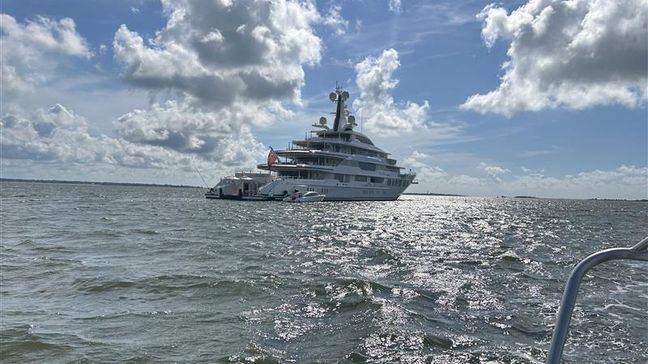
(546, 236, 648, 364)
(274, 161, 338, 168)
(287, 145, 309, 151)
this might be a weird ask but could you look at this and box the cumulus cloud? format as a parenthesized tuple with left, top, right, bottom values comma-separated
(1, 101, 264, 175)
(2, 3, 314, 179)
(115, 101, 265, 166)
(0, 104, 193, 170)
(353, 48, 430, 135)
(112, 0, 321, 107)
(0, 14, 91, 104)
(462, 0, 648, 115)
(0, 16, 201, 174)
(109, 0, 327, 168)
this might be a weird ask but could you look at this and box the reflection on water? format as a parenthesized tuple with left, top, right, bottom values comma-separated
(1, 182, 647, 363)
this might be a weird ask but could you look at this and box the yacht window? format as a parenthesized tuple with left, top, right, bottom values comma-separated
(358, 162, 376, 171)
(355, 135, 374, 145)
(355, 175, 367, 182)
(335, 174, 349, 183)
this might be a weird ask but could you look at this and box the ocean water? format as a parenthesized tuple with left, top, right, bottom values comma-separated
(1, 181, 647, 363)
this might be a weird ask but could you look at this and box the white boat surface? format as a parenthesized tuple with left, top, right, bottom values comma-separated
(205, 172, 273, 200)
(282, 191, 326, 203)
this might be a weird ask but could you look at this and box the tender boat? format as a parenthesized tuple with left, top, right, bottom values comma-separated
(282, 191, 326, 203)
(205, 172, 273, 200)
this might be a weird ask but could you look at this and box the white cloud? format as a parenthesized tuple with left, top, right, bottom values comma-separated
(406, 153, 647, 199)
(520, 166, 545, 174)
(109, 0, 324, 172)
(115, 101, 265, 166)
(112, 0, 322, 107)
(0, 100, 264, 178)
(478, 162, 510, 182)
(0, 14, 91, 105)
(1, 104, 185, 169)
(508, 165, 648, 199)
(353, 48, 430, 135)
(0, 14, 90, 57)
(404, 151, 487, 191)
(0, 16, 183, 172)
(3, 4, 323, 183)
(388, 0, 402, 13)
(404, 151, 448, 179)
(462, 0, 648, 115)
(322, 4, 348, 35)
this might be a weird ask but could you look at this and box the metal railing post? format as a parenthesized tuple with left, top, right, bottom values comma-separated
(547, 237, 648, 363)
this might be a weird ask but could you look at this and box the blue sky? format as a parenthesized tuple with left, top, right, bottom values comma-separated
(1, 0, 646, 198)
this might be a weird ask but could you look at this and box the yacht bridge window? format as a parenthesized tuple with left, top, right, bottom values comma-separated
(355, 135, 374, 145)
(358, 162, 377, 171)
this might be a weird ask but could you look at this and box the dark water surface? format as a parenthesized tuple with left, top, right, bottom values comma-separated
(1, 181, 647, 363)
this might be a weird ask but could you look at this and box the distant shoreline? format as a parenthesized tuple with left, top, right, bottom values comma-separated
(403, 191, 647, 202)
(402, 192, 466, 197)
(0, 178, 202, 189)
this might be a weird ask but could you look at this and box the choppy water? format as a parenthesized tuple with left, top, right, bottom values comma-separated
(1, 181, 647, 363)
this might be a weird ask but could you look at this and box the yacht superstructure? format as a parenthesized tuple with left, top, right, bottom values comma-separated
(255, 88, 416, 201)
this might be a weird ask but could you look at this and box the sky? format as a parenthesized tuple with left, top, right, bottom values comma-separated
(1, 0, 647, 199)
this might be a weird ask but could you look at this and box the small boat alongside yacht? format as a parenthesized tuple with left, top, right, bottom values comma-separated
(282, 191, 326, 203)
(205, 172, 273, 200)
(205, 87, 416, 201)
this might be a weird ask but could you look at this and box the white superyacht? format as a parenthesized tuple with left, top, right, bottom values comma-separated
(206, 88, 416, 201)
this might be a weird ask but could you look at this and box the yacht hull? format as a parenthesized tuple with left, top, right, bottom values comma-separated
(259, 178, 412, 201)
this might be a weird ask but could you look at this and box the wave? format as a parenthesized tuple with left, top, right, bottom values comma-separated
(70, 274, 262, 296)
(0, 325, 87, 361)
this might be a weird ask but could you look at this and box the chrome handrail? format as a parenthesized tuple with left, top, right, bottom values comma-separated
(547, 236, 648, 363)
